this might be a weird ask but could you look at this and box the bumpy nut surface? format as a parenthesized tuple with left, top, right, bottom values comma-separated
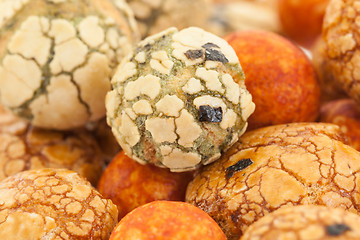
(0, 0, 138, 130)
(241, 205, 360, 240)
(185, 122, 360, 239)
(0, 168, 118, 239)
(322, 0, 360, 105)
(106, 26, 255, 172)
(0, 104, 104, 185)
(126, 0, 211, 38)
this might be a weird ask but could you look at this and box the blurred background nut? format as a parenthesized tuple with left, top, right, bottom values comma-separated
(225, 30, 321, 131)
(0, 0, 139, 130)
(0, 105, 104, 185)
(186, 122, 358, 239)
(241, 205, 360, 240)
(97, 151, 194, 220)
(0, 168, 118, 239)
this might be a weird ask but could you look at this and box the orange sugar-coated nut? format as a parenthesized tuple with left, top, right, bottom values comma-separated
(225, 30, 321, 131)
(109, 200, 227, 240)
(320, 98, 360, 151)
(0, 168, 118, 239)
(278, 0, 329, 47)
(241, 205, 360, 240)
(98, 151, 193, 219)
(186, 122, 358, 240)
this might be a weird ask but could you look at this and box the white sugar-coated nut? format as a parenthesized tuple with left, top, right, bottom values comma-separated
(0, 0, 139, 130)
(106, 26, 255, 172)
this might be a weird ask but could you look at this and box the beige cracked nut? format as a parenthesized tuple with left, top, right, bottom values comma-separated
(0, 0, 139, 130)
(0, 168, 118, 239)
(241, 205, 360, 240)
(321, 0, 360, 105)
(106, 26, 255, 172)
(126, 0, 212, 38)
(185, 122, 360, 240)
(0, 104, 104, 185)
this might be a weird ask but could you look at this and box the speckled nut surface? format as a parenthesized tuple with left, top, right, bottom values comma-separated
(106, 26, 255, 172)
(0, 0, 139, 130)
(0, 168, 118, 239)
(322, 0, 360, 105)
(185, 122, 360, 240)
(0, 105, 104, 185)
(241, 205, 360, 240)
(126, 0, 211, 38)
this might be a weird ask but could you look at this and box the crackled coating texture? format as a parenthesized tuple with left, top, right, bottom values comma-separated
(320, 98, 360, 151)
(98, 151, 193, 219)
(322, 0, 360, 106)
(0, 168, 118, 239)
(241, 205, 360, 240)
(0, 0, 138, 130)
(0, 105, 104, 185)
(106, 27, 255, 172)
(185, 122, 360, 240)
(109, 200, 226, 240)
(126, 0, 211, 38)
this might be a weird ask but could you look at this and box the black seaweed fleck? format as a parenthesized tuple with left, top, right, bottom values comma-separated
(184, 49, 204, 60)
(202, 42, 219, 49)
(199, 105, 222, 123)
(226, 158, 253, 179)
(205, 49, 229, 64)
(326, 224, 351, 236)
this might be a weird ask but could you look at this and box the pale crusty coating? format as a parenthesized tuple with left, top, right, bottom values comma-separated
(126, 0, 211, 38)
(185, 122, 360, 240)
(241, 205, 360, 240)
(0, 105, 104, 185)
(0, 0, 139, 130)
(106, 27, 255, 172)
(322, 0, 360, 105)
(0, 168, 118, 239)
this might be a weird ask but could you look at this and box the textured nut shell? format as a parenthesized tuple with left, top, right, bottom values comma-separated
(0, 0, 138, 130)
(241, 205, 360, 240)
(0, 168, 118, 239)
(185, 122, 360, 240)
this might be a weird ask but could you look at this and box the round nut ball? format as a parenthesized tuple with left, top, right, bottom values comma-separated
(98, 151, 194, 219)
(106, 27, 255, 172)
(241, 205, 360, 240)
(0, 0, 138, 130)
(224, 30, 320, 131)
(0, 105, 104, 185)
(0, 168, 118, 239)
(322, 0, 360, 106)
(185, 122, 360, 239)
(109, 200, 226, 240)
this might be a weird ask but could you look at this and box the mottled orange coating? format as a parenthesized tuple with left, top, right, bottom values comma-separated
(0, 168, 118, 239)
(241, 205, 360, 240)
(185, 122, 360, 240)
(320, 98, 360, 151)
(278, 0, 329, 47)
(109, 201, 226, 240)
(225, 31, 321, 131)
(98, 151, 194, 219)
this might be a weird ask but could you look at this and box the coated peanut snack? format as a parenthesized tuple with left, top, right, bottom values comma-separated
(0, 0, 138, 130)
(241, 205, 360, 240)
(0, 105, 104, 185)
(185, 122, 360, 239)
(0, 168, 118, 239)
(106, 26, 255, 172)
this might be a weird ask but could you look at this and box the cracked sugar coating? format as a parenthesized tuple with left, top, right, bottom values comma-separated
(0, 104, 104, 185)
(322, 0, 360, 105)
(0, 0, 139, 130)
(106, 27, 255, 172)
(185, 122, 360, 240)
(0, 168, 118, 239)
(241, 205, 360, 240)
